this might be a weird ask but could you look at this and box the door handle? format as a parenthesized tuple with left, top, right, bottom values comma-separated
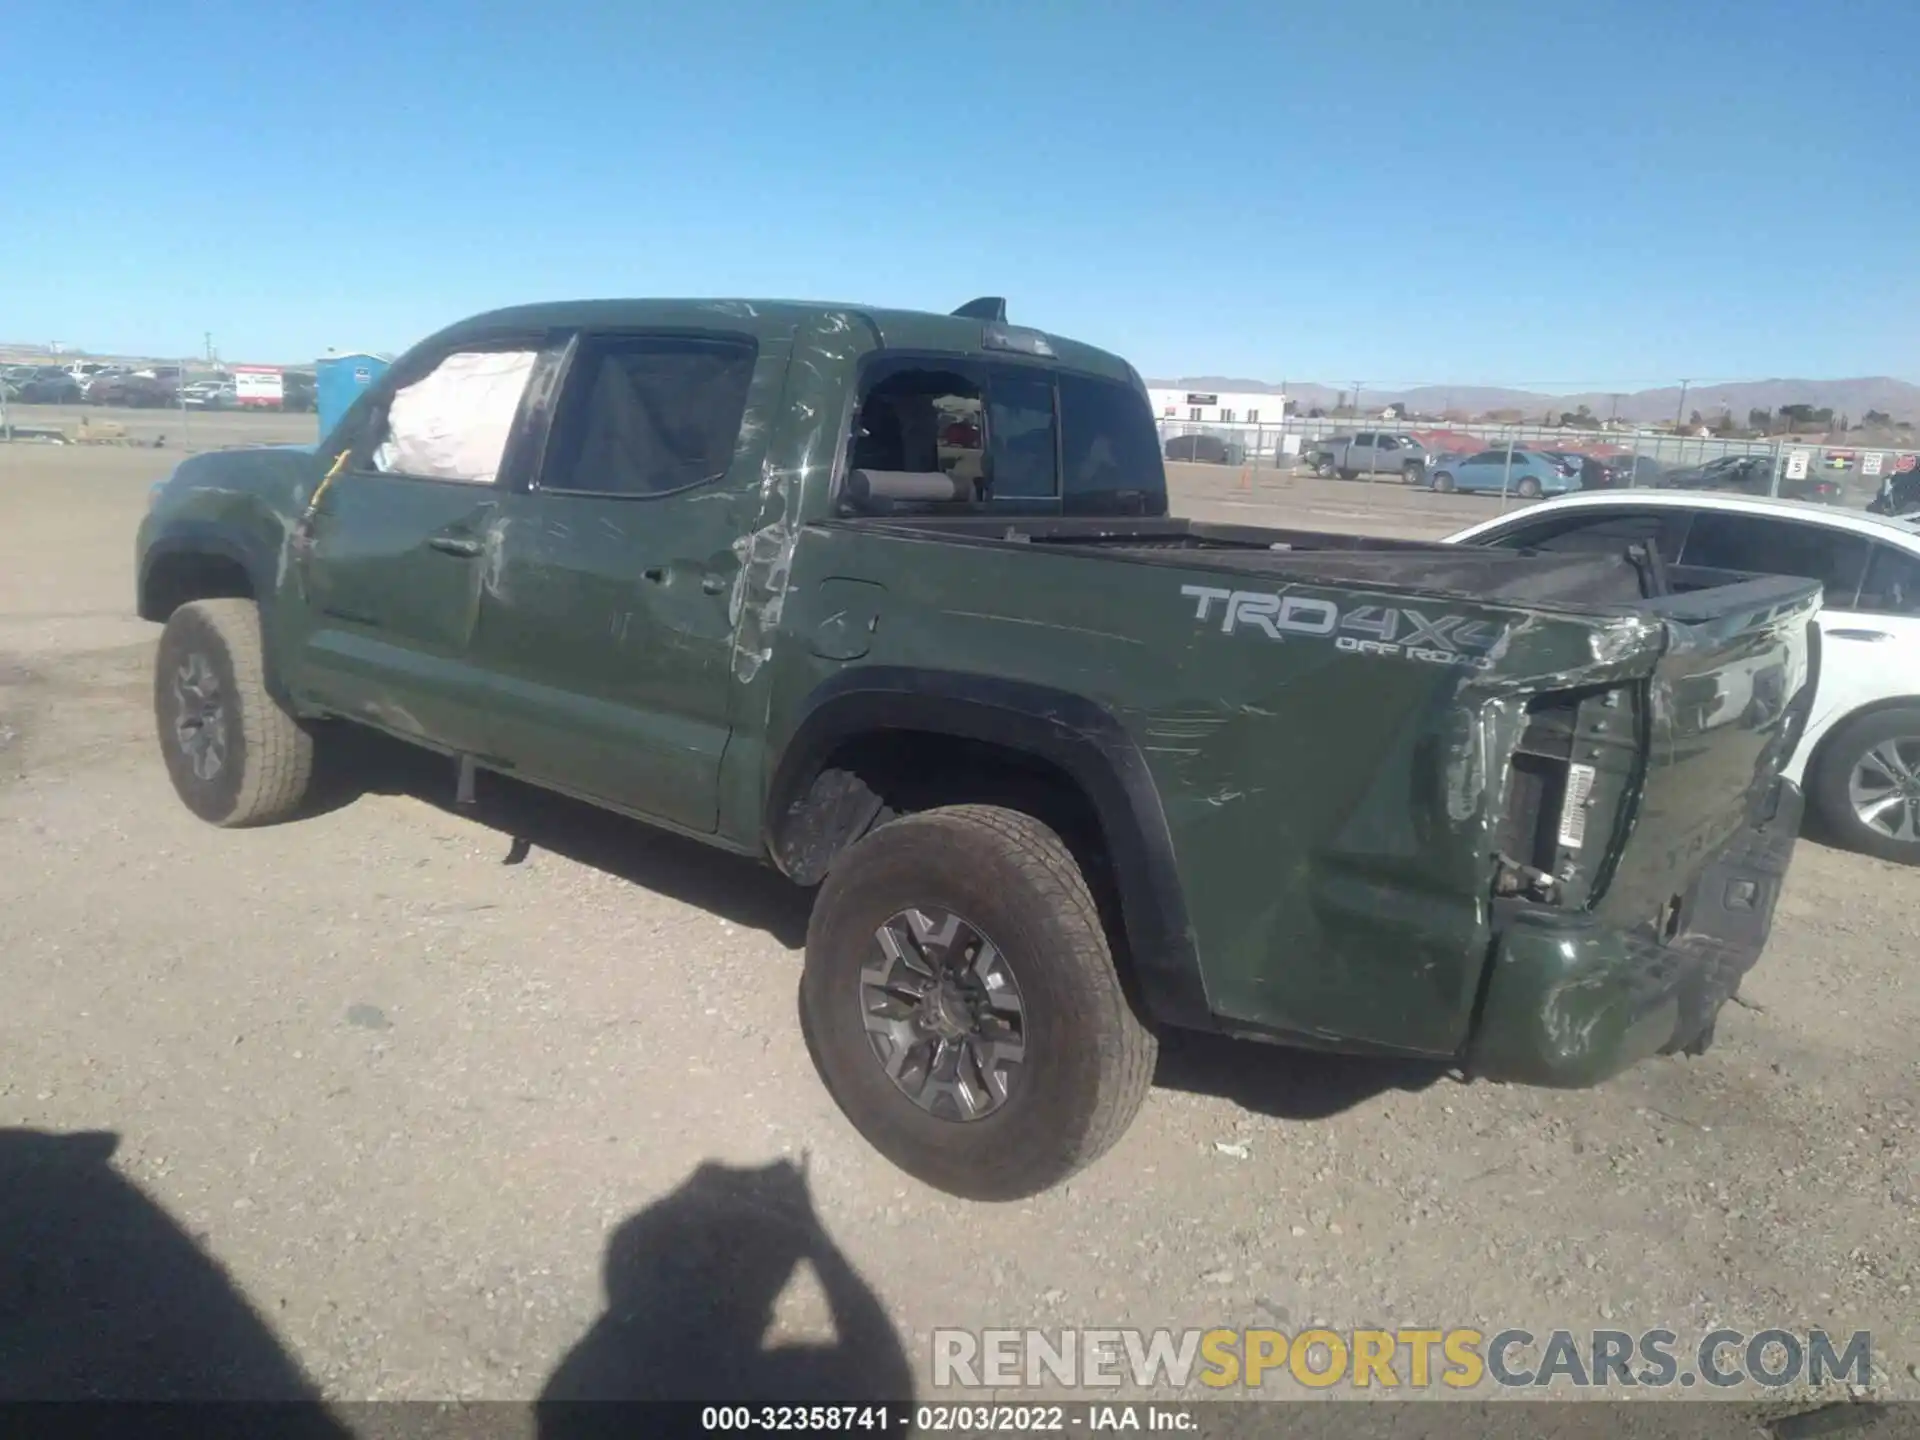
(1829, 628, 1893, 642)
(427, 534, 483, 558)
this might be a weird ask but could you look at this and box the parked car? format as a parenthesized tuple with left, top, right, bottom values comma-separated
(281, 371, 318, 413)
(180, 381, 237, 409)
(1304, 431, 1428, 482)
(86, 373, 177, 408)
(1589, 453, 1670, 488)
(8, 372, 84, 403)
(1426, 448, 1578, 498)
(134, 294, 1817, 1200)
(1448, 489, 1920, 864)
(1164, 433, 1244, 465)
(1662, 455, 1841, 504)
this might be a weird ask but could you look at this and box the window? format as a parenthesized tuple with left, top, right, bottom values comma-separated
(1059, 372, 1168, 516)
(1219, 408, 1235, 423)
(540, 334, 757, 497)
(1856, 544, 1920, 616)
(1679, 512, 1870, 605)
(367, 348, 541, 484)
(1465, 451, 1507, 465)
(848, 360, 1057, 506)
(1486, 508, 1688, 564)
(1377, 436, 1400, 451)
(1247, 409, 1260, 424)
(985, 369, 1057, 499)
(1354, 432, 1378, 446)
(1189, 407, 1203, 422)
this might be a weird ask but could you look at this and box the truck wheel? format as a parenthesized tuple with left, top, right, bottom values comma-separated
(1432, 471, 1456, 493)
(1336, 467, 1356, 481)
(154, 598, 316, 828)
(1402, 464, 1425, 486)
(1809, 707, 1920, 865)
(801, 805, 1157, 1201)
(1516, 476, 1543, 499)
(1312, 458, 1334, 478)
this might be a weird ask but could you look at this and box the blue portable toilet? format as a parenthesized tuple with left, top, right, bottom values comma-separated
(315, 352, 390, 442)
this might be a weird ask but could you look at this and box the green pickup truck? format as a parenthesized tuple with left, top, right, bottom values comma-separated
(136, 297, 1820, 1201)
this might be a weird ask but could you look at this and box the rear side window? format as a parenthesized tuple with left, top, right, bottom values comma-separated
(1486, 508, 1687, 563)
(847, 359, 1162, 517)
(1679, 512, 1870, 605)
(540, 334, 757, 497)
(1856, 544, 1920, 616)
(1059, 373, 1168, 516)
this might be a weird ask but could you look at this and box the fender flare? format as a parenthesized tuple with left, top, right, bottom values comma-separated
(765, 666, 1214, 1031)
(138, 520, 291, 703)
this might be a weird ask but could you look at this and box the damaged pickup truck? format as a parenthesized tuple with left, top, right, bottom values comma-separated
(136, 297, 1820, 1201)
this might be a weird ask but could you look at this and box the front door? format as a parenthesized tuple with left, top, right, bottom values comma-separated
(287, 340, 558, 757)
(469, 328, 788, 834)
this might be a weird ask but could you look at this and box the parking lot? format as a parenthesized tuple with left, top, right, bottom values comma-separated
(2, 413, 1916, 1409)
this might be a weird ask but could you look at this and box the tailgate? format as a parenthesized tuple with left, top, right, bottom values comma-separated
(1588, 572, 1821, 933)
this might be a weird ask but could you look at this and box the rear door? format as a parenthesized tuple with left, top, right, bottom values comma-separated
(467, 326, 785, 834)
(1350, 432, 1377, 473)
(1456, 450, 1510, 492)
(1676, 509, 1877, 759)
(289, 336, 561, 756)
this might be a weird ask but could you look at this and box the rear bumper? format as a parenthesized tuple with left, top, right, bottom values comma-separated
(1467, 779, 1801, 1089)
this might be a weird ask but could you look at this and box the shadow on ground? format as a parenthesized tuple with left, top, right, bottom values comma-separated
(315, 728, 813, 949)
(2, 1129, 911, 1425)
(0, 1127, 348, 1426)
(1151, 1030, 1451, 1120)
(538, 1156, 913, 1429)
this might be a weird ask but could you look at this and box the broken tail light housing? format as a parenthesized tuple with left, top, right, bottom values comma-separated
(1495, 684, 1638, 910)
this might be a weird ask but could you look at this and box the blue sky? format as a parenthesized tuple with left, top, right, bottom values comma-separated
(1, 0, 1914, 389)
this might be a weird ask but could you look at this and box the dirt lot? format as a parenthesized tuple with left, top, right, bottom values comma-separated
(1, 418, 1916, 1414)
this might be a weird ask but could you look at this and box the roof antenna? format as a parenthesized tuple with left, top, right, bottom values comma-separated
(952, 296, 1008, 322)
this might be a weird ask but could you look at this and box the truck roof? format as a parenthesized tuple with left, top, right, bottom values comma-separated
(429, 298, 1142, 386)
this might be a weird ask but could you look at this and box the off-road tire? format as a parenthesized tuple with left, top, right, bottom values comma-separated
(154, 599, 316, 828)
(1432, 471, 1456, 493)
(1808, 706, 1920, 865)
(801, 805, 1157, 1201)
(1515, 476, 1544, 499)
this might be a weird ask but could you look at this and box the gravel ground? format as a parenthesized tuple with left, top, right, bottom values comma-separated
(1, 426, 1915, 1419)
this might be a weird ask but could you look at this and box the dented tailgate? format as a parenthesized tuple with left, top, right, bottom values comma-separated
(1585, 573, 1821, 937)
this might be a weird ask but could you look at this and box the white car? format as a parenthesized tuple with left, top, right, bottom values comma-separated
(1445, 490, 1920, 865)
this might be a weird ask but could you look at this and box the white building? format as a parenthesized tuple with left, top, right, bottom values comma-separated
(1147, 386, 1287, 428)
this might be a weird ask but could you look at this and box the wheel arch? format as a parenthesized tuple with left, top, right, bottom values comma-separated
(1800, 693, 1920, 785)
(764, 667, 1213, 1031)
(138, 522, 292, 705)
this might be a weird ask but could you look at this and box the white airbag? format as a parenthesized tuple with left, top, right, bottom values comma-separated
(373, 349, 538, 484)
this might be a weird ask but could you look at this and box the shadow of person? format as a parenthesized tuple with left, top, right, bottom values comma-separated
(0, 1127, 347, 1428)
(538, 1157, 912, 1431)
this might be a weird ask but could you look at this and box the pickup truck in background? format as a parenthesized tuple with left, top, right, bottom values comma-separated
(136, 296, 1820, 1201)
(1304, 431, 1430, 482)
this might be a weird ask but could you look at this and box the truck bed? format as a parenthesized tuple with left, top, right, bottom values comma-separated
(835, 514, 1805, 614)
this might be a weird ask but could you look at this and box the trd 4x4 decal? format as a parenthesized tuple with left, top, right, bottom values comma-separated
(1180, 585, 1502, 671)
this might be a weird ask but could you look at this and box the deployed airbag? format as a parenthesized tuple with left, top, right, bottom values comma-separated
(373, 349, 538, 484)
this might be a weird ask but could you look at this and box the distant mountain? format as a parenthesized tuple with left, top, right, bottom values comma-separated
(1153, 375, 1920, 424)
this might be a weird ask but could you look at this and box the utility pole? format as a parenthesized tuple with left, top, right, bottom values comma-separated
(1673, 379, 1692, 433)
(204, 332, 214, 364)
(1352, 381, 1364, 419)
(1608, 393, 1622, 425)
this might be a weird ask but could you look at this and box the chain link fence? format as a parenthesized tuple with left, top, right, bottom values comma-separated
(1156, 415, 1920, 512)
